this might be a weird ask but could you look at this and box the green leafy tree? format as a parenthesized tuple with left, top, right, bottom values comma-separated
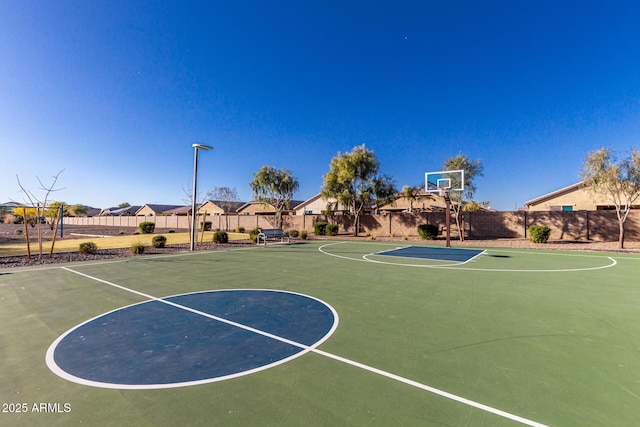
(67, 204, 88, 217)
(442, 153, 485, 240)
(581, 147, 640, 249)
(250, 166, 299, 228)
(321, 144, 397, 236)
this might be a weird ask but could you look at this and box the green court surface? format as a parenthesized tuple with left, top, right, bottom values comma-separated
(1, 240, 639, 426)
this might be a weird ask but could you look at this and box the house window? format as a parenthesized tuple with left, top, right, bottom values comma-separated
(562, 206, 573, 212)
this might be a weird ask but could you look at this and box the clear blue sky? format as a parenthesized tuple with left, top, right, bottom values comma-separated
(2, 1, 639, 211)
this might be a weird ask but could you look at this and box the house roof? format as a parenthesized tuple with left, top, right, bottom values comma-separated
(1, 201, 22, 208)
(163, 205, 192, 215)
(136, 204, 184, 214)
(525, 182, 584, 207)
(204, 200, 246, 212)
(237, 200, 304, 213)
(100, 205, 142, 216)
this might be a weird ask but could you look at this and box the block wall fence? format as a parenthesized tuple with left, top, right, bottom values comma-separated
(62, 210, 640, 242)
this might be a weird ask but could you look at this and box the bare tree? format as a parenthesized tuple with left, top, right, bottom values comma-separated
(15, 170, 65, 260)
(581, 147, 640, 249)
(207, 186, 240, 230)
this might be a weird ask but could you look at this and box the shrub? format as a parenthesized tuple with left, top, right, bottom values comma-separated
(300, 230, 308, 240)
(213, 231, 229, 244)
(236, 226, 245, 233)
(326, 223, 339, 236)
(528, 226, 551, 243)
(288, 229, 299, 238)
(314, 222, 328, 236)
(139, 222, 155, 234)
(152, 235, 167, 248)
(249, 227, 260, 243)
(79, 241, 98, 255)
(417, 224, 439, 240)
(118, 230, 125, 235)
(131, 243, 145, 254)
(168, 229, 175, 233)
(200, 221, 212, 231)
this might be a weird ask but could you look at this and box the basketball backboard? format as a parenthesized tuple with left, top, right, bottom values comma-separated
(425, 169, 465, 193)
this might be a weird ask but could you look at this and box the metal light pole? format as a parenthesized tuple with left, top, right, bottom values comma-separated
(190, 143, 213, 251)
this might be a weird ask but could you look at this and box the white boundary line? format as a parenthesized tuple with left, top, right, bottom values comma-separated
(50, 267, 548, 426)
(319, 242, 618, 272)
(372, 245, 486, 264)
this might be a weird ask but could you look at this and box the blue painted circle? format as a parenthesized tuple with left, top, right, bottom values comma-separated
(46, 290, 337, 389)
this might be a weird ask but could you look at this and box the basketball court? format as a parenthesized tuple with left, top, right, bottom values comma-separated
(2, 240, 639, 426)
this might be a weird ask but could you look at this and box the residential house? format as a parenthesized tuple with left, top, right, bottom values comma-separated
(136, 204, 185, 216)
(99, 205, 141, 216)
(377, 190, 443, 213)
(237, 200, 303, 216)
(294, 194, 349, 215)
(525, 181, 640, 211)
(163, 205, 192, 216)
(197, 200, 245, 216)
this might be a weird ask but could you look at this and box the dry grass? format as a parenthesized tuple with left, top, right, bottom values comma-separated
(0, 232, 249, 257)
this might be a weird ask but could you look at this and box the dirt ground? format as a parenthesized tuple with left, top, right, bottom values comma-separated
(1, 223, 639, 269)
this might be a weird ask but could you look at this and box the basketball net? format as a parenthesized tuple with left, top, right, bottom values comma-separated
(437, 186, 450, 201)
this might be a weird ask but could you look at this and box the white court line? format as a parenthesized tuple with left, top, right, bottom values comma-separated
(57, 266, 548, 427)
(319, 242, 618, 272)
(365, 246, 487, 265)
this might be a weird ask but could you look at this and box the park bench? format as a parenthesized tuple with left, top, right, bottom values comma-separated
(257, 228, 290, 245)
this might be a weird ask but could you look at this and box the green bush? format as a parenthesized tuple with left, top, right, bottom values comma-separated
(314, 222, 328, 236)
(152, 235, 167, 248)
(249, 227, 260, 243)
(200, 221, 212, 231)
(288, 229, 299, 238)
(139, 222, 155, 234)
(528, 226, 551, 243)
(417, 224, 439, 240)
(326, 223, 339, 236)
(300, 230, 308, 240)
(236, 226, 245, 233)
(78, 242, 98, 255)
(213, 231, 229, 244)
(131, 243, 145, 254)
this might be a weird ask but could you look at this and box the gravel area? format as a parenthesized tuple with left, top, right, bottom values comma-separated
(2, 223, 639, 269)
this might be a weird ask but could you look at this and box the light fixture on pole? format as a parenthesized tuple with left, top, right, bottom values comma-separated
(190, 143, 213, 251)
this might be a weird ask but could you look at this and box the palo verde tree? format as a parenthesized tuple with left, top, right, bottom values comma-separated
(321, 144, 397, 236)
(581, 147, 640, 249)
(442, 153, 485, 240)
(250, 166, 299, 228)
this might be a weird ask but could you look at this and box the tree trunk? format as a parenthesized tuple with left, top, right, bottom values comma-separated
(618, 219, 625, 249)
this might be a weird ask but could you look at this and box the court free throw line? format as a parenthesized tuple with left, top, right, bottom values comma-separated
(60, 266, 548, 427)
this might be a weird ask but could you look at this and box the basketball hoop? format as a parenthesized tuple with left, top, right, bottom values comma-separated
(437, 186, 448, 198)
